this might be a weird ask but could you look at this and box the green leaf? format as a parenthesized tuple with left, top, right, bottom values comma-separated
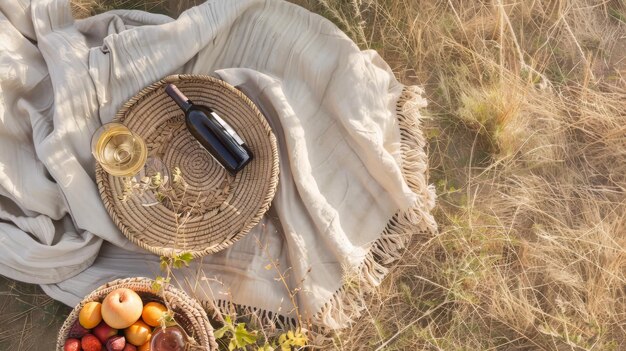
(234, 323, 257, 347)
(257, 344, 274, 351)
(278, 329, 307, 349)
(150, 172, 163, 187)
(170, 252, 193, 269)
(178, 252, 193, 265)
(290, 331, 307, 347)
(172, 167, 183, 184)
(214, 325, 229, 339)
(159, 312, 176, 327)
(159, 256, 170, 271)
(151, 276, 170, 292)
(156, 192, 166, 202)
(228, 339, 237, 351)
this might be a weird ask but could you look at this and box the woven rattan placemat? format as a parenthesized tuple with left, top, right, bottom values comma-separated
(96, 74, 279, 257)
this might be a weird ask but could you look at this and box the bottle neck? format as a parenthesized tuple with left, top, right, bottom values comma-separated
(165, 84, 192, 112)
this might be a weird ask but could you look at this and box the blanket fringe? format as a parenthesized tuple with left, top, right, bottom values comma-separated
(314, 86, 438, 329)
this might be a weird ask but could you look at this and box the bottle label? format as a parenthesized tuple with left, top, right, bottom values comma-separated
(211, 112, 246, 146)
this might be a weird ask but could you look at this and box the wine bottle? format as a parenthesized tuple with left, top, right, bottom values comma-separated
(165, 84, 253, 174)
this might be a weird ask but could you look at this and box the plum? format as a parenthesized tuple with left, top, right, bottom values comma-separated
(106, 335, 126, 351)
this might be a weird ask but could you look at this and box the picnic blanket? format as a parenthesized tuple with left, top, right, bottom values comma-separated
(0, 0, 436, 328)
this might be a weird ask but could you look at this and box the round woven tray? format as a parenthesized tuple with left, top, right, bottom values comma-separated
(56, 277, 218, 350)
(96, 74, 279, 257)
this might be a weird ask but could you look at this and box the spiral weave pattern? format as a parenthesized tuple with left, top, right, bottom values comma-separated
(96, 75, 279, 257)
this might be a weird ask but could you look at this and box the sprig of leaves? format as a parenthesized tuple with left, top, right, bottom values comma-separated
(153, 252, 193, 293)
(214, 315, 308, 350)
(172, 166, 184, 185)
(160, 252, 194, 271)
(278, 329, 308, 350)
(214, 316, 258, 350)
(118, 171, 169, 202)
(118, 166, 186, 203)
(151, 276, 171, 292)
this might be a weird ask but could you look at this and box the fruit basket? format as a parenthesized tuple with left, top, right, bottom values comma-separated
(56, 277, 217, 350)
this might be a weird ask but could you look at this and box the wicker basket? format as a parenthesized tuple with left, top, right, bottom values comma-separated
(96, 74, 279, 258)
(56, 277, 218, 350)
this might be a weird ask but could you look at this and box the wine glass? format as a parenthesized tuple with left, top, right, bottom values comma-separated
(92, 123, 170, 203)
(91, 123, 148, 177)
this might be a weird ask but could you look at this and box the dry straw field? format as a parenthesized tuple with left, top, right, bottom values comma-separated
(1, 0, 625, 350)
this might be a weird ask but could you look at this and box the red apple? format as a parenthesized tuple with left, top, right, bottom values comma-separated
(63, 338, 81, 351)
(81, 334, 102, 351)
(101, 288, 143, 329)
(94, 321, 118, 343)
(123, 344, 138, 351)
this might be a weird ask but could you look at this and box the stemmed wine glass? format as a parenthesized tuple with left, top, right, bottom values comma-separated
(91, 122, 169, 202)
(91, 123, 148, 177)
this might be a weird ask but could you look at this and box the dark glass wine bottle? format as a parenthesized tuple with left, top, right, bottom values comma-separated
(165, 84, 252, 174)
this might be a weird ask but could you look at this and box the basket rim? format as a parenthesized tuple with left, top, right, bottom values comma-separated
(95, 74, 280, 258)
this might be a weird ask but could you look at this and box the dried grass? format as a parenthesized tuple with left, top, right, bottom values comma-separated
(305, 0, 626, 349)
(0, 277, 71, 350)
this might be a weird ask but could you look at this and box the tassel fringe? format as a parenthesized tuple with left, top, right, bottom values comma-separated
(314, 86, 438, 329)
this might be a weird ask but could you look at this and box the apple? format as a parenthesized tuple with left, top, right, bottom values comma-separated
(106, 335, 126, 351)
(94, 321, 118, 343)
(63, 338, 81, 351)
(123, 344, 138, 351)
(82, 334, 102, 351)
(101, 288, 143, 329)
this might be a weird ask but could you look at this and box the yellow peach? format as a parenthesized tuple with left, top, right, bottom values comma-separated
(141, 302, 168, 327)
(125, 320, 152, 346)
(138, 339, 151, 351)
(78, 301, 102, 329)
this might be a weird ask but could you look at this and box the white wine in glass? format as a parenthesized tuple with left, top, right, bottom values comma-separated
(91, 123, 147, 177)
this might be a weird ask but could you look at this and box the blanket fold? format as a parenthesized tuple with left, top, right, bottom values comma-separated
(0, 0, 436, 328)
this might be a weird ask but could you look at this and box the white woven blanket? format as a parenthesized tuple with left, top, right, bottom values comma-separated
(0, 0, 436, 328)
